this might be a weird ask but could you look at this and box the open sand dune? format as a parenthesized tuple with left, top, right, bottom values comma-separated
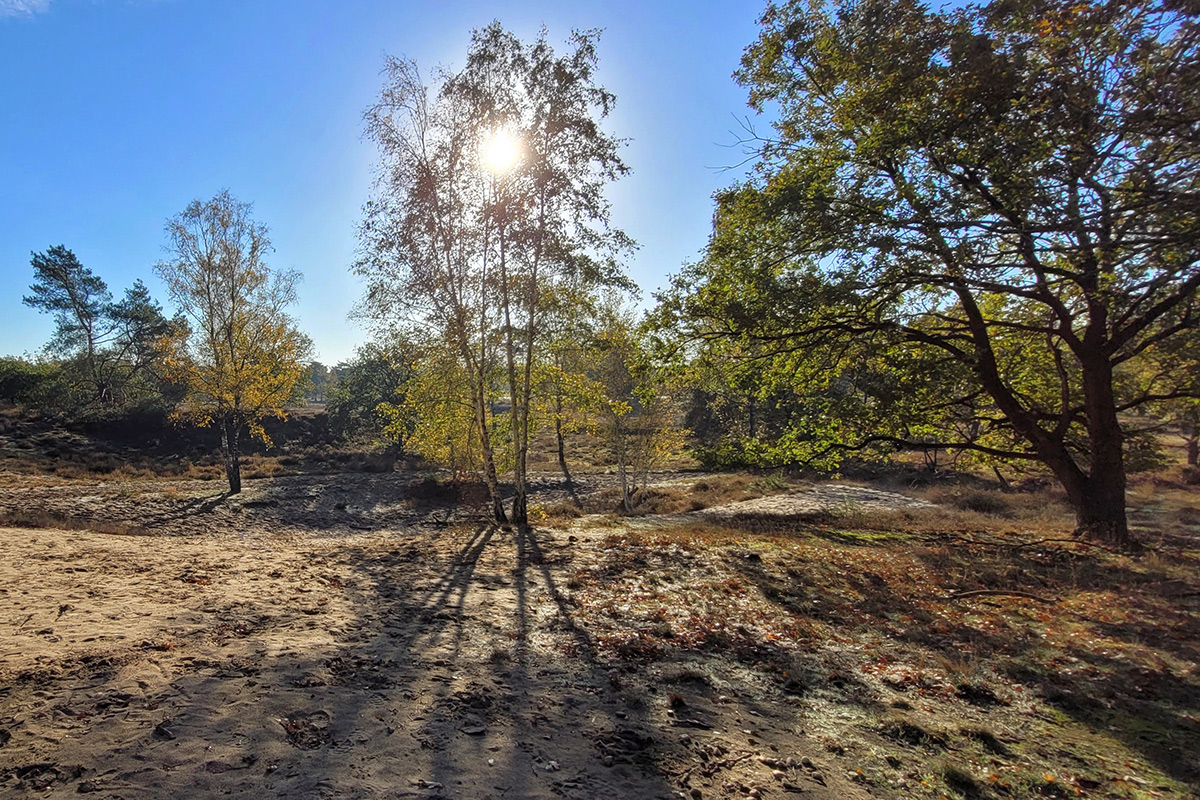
(0, 487, 871, 799)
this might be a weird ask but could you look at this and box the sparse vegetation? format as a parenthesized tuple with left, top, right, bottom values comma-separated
(2, 2, 1198, 799)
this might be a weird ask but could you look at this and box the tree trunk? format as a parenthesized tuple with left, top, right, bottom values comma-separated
(1185, 409, 1199, 466)
(615, 418, 633, 513)
(1025, 435, 1132, 549)
(1077, 353, 1132, 548)
(492, 210, 528, 528)
(467, 224, 507, 526)
(1071, 473, 1130, 546)
(221, 413, 242, 495)
(1021, 351, 1132, 548)
(555, 407, 576, 499)
(473, 385, 508, 524)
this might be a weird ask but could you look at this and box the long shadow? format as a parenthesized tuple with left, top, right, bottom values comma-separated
(326, 522, 679, 798)
(139, 491, 230, 527)
(7, 498, 979, 798)
(721, 530, 1200, 792)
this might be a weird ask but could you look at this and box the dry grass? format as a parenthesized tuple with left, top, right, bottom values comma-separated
(541, 474, 797, 522)
(0, 508, 150, 536)
(0, 438, 397, 487)
(0, 439, 1194, 798)
(558, 503, 1200, 799)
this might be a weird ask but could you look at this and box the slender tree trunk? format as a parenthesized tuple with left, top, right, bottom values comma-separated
(554, 398, 576, 499)
(514, 290, 537, 525)
(1185, 408, 1199, 467)
(470, 209, 507, 526)
(494, 214, 528, 527)
(221, 412, 242, 494)
(473, 382, 508, 524)
(615, 418, 633, 513)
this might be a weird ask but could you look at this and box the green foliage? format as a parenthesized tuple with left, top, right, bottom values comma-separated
(303, 361, 333, 404)
(0, 357, 64, 407)
(327, 336, 419, 442)
(391, 340, 512, 478)
(591, 300, 687, 510)
(24, 245, 109, 357)
(656, 0, 1200, 543)
(23, 246, 178, 410)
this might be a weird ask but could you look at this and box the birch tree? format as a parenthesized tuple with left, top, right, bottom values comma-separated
(357, 23, 633, 525)
(156, 191, 311, 494)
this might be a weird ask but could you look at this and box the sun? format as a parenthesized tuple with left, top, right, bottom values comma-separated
(480, 129, 522, 174)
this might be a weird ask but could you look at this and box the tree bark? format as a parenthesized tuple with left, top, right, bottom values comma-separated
(221, 413, 242, 495)
(1185, 409, 1199, 467)
(1070, 472, 1130, 547)
(1077, 350, 1132, 548)
(555, 408, 576, 499)
(468, 214, 507, 526)
(1017, 353, 1133, 548)
(472, 383, 508, 524)
(492, 200, 529, 528)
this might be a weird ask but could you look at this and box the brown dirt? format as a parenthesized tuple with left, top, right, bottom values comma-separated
(0, 471, 1196, 799)
(0, 473, 871, 800)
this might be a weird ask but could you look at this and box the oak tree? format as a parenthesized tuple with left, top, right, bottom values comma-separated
(664, 0, 1200, 547)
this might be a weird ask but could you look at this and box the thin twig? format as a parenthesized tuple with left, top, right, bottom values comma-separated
(943, 589, 1056, 603)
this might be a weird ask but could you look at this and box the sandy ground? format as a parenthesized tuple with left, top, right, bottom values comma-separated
(0, 473, 912, 799)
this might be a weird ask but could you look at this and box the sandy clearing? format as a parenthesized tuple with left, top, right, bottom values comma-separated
(0, 522, 869, 799)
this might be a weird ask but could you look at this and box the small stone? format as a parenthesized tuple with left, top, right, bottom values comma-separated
(772, 770, 786, 781)
(690, 789, 703, 800)
(801, 757, 814, 768)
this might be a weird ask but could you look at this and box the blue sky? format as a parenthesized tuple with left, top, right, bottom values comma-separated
(0, 0, 768, 364)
